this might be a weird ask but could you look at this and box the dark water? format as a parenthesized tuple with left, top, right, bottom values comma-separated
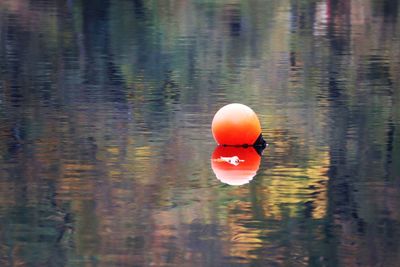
(0, 0, 399, 266)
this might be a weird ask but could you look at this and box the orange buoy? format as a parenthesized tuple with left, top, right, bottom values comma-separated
(211, 146, 261, 186)
(211, 103, 263, 146)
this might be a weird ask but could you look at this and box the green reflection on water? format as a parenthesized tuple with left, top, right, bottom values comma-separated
(0, 0, 399, 266)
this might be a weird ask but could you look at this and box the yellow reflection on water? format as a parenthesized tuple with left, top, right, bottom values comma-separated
(58, 162, 96, 200)
(221, 148, 330, 263)
(261, 149, 329, 220)
(225, 200, 263, 263)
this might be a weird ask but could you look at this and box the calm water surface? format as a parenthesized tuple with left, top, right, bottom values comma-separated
(0, 0, 400, 266)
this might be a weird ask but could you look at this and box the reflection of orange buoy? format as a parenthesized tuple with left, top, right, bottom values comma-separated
(211, 146, 261, 186)
(212, 103, 263, 146)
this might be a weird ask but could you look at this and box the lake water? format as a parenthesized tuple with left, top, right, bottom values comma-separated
(0, 0, 399, 266)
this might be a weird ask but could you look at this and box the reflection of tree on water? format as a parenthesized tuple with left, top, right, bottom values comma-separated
(324, 1, 400, 265)
(0, 0, 399, 266)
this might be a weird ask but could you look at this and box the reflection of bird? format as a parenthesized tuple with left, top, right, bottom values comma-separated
(213, 156, 244, 166)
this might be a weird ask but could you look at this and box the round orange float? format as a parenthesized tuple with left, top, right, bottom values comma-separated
(211, 146, 261, 186)
(211, 103, 264, 146)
